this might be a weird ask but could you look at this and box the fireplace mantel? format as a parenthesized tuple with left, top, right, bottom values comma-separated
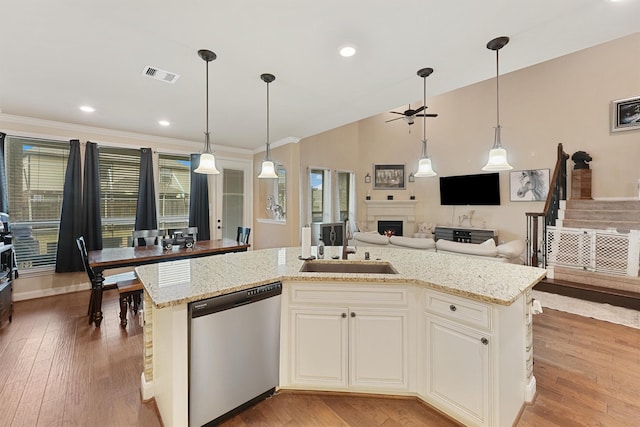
(364, 200, 418, 235)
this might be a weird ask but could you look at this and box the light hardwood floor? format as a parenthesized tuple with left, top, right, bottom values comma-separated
(1, 289, 638, 426)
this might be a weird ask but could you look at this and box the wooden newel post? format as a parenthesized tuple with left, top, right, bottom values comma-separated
(571, 169, 592, 200)
(570, 151, 593, 200)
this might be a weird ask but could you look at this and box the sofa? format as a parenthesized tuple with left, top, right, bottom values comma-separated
(352, 231, 525, 264)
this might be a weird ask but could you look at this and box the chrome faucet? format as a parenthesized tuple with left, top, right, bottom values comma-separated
(342, 218, 356, 260)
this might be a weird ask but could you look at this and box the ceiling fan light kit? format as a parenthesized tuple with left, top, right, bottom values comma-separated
(482, 36, 513, 172)
(258, 73, 279, 179)
(414, 67, 437, 178)
(194, 49, 221, 175)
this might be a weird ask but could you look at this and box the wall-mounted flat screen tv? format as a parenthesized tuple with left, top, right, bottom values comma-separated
(439, 173, 501, 205)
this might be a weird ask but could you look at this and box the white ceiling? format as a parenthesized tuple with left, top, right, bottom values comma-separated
(1, 1, 638, 151)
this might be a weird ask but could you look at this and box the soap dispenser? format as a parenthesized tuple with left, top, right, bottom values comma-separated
(317, 237, 325, 259)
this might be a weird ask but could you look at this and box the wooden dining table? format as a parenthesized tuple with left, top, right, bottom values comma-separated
(87, 238, 249, 327)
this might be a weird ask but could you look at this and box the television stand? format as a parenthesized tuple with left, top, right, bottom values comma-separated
(434, 226, 498, 245)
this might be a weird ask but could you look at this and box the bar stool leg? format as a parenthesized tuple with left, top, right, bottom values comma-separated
(119, 295, 128, 328)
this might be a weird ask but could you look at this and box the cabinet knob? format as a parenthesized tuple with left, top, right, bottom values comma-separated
(350, 312, 356, 318)
(341, 313, 347, 318)
(481, 337, 489, 345)
(449, 304, 457, 312)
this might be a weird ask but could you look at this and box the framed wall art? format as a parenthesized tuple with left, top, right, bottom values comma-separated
(611, 96, 640, 132)
(373, 164, 405, 190)
(509, 169, 550, 202)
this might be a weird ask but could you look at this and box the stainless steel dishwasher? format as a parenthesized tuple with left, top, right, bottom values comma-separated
(189, 282, 282, 427)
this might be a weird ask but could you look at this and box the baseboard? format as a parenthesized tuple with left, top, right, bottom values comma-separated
(13, 282, 91, 301)
(524, 376, 536, 403)
(140, 372, 155, 401)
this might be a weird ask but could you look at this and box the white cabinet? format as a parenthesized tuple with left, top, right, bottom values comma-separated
(350, 308, 408, 390)
(424, 314, 490, 426)
(290, 306, 349, 388)
(421, 288, 528, 427)
(283, 283, 411, 393)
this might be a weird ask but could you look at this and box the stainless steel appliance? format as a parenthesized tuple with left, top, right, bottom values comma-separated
(189, 282, 282, 426)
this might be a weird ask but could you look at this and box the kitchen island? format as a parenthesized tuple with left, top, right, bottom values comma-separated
(136, 246, 546, 427)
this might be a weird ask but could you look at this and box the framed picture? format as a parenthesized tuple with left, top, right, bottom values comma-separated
(611, 96, 640, 132)
(509, 169, 550, 202)
(373, 164, 405, 190)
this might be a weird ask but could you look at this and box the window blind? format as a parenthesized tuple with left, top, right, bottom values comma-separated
(5, 136, 69, 270)
(99, 146, 140, 247)
(158, 153, 191, 230)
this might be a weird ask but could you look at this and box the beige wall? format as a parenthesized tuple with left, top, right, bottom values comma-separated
(272, 32, 639, 247)
(252, 142, 301, 250)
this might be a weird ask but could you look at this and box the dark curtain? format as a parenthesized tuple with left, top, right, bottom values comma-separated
(134, 148, 158, 231)
(55, 140, 83, 272)
(189, 153, 211, 240)
(82, 142, 103, 250)
(0, 132, 8, 213)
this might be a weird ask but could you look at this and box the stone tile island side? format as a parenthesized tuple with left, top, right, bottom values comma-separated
(136, 246, 546, 427)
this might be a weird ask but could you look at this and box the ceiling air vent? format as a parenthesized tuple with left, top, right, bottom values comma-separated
(142, 66, 180, 84)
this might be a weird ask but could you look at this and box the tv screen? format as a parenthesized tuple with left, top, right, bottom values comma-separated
(439, 173, 501, 205)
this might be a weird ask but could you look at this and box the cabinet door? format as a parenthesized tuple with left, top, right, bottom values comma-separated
(425, 315, 490, 426)
(290, 307, 349, 388)
(350, 309, 409, 391)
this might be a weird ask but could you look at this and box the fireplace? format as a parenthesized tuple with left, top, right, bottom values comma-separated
(378, 220, 403, 237)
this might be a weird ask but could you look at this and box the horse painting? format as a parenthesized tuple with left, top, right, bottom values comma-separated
(515, 170, 548, 201)
(266, 195, 285, 220)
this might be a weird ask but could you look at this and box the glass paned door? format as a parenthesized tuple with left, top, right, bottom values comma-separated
(215, 159, 252, 241)
(222, 169, 243, 240)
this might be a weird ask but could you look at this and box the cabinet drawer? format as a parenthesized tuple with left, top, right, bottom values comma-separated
(288, 282, 409, 307)
(424, 290, 491, 330)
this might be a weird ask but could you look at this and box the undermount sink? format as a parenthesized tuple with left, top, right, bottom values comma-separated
(299, 261, 398, 274)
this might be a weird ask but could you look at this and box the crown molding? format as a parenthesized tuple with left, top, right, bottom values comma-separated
(0, 113, 254, 155)
(253, 136, 301, 154)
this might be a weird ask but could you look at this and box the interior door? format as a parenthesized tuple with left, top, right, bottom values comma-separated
(214, 159, 252, 241)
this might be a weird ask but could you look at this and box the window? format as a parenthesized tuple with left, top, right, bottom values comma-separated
(99, 147, 140, 247)
(158, 153, 191, 230)
(308, 168, 355, 226)
(310, 169, 325, 223)
(336, 171, 351, 221)
(5, 136, 69, 270)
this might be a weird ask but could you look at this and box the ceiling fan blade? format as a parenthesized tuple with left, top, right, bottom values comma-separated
(389, 111, 405, 115)
(413, 105, 426, 114)
(415, 113, 438, 117)
(385, 117, 404, 123)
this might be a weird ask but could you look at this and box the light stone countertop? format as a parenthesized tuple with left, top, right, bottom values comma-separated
(135, 246, 546, 309)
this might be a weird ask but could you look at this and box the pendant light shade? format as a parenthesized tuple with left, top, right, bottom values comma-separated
(482, 36, 513, 171)
(195, 49, 220, 175)
(414, 67, 437, 178)
(415, 140, 436, 177)
(258, 73, 279, 179)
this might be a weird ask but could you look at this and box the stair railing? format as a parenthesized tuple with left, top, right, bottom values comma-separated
(525, 143, 569, 267)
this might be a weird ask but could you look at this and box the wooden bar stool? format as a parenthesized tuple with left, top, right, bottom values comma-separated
(117, 278, 144, 328)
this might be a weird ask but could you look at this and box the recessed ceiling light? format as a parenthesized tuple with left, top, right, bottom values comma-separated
(339, 45, 357, 58)
(158, 120, 170, 127)
(80, 105, 95, 113)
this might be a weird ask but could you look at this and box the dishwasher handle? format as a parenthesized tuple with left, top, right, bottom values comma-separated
(190, 282, 282, 318)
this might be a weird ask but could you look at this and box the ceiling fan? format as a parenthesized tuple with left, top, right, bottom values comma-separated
(385, 69, 438, 125)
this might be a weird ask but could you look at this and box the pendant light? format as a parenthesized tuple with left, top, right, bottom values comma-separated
(258, 73, 278, 178)
(482, 36, 513, 171)
(194, 49, 220, 175)
(414, 67, 437, 177)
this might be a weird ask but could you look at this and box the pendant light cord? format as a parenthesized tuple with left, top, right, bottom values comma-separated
(422, 74, 427, 156)
(495, 48, 500, 130)
(204, 59, 211, 153)
(265, 78, 271, 160)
